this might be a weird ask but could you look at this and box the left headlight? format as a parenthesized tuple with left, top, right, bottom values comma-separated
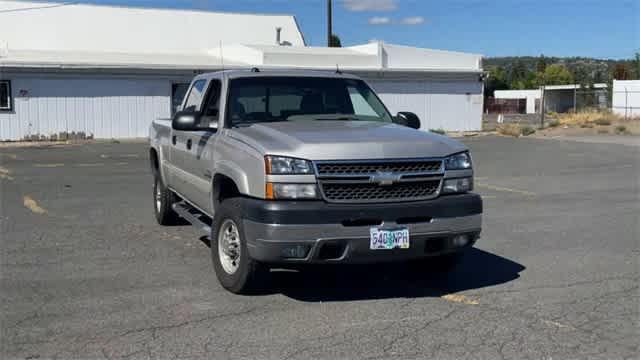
(265, 155, 314, 175)
(445, 152, 472, 170)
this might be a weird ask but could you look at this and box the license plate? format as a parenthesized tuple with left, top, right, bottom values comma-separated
(370, 228, 410, 250)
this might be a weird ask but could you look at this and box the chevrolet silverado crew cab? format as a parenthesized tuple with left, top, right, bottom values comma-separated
(149, 69, 482, 294)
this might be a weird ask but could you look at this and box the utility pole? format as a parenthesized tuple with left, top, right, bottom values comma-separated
(327, 0, 332, 47)
(539, 85, 545, 129)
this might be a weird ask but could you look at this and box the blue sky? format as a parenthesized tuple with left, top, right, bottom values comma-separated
(40, 0, 639, 59)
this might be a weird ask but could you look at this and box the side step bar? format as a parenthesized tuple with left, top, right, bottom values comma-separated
(172, 201, 212, 234)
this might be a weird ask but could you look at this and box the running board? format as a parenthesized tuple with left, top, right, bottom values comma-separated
(172, 201, 212, 234)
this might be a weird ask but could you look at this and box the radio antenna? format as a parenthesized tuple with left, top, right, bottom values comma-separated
(219, 40, 225, 71)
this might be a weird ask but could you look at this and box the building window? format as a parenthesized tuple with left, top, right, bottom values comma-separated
(0, 80, 11, 111)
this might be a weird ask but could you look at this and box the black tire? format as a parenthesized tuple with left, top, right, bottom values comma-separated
(153, 175, 179, 225)
(211, 198, 267, 294)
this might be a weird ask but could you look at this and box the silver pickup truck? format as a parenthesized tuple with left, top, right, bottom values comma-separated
(149, 69, 482, 294)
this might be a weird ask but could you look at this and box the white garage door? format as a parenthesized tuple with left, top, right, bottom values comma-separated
(367, 80, 483, 132)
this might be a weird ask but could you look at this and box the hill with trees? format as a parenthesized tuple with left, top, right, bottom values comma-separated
(484, 54, 639, 97)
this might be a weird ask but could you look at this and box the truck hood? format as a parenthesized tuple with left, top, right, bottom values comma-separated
(228, 121, 467, 160)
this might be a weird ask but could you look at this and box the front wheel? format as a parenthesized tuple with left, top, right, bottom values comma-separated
(211, 198, 267, 294)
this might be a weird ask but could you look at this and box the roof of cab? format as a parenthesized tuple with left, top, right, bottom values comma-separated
(194, 69, 363, 82)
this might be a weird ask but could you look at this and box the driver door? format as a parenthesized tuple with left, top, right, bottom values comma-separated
(168, 79, 207, 199)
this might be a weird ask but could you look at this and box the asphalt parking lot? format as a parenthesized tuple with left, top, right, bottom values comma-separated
(1, 136, 638, 360)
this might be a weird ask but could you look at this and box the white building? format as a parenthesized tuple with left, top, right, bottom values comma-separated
(612, 80, 640, 118)
(494, 84, 608, 114)
(0, 1, 484, 140)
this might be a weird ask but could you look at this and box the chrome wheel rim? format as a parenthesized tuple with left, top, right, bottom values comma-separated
(218, 219, 241, 274)
(154, 180, 162, 212)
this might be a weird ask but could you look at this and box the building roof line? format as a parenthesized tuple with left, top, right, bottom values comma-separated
(0, 0, 299, 18)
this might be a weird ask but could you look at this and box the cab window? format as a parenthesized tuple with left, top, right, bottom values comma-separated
(183, 80, 207, 112)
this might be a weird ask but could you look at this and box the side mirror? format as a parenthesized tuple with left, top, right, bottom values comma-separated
(172, 111, 208, 131)
(394, 112, 421, 130)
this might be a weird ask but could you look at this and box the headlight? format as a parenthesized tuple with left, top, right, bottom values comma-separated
(265, 155, 314, 174)
(266, 183, 319, 199)
(442, 177, 473, 194)
(445, 152, 472, 170)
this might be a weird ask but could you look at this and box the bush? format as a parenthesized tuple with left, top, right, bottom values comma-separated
(497, 124, 536, 137)
(593, 118, 611, 126)
(615, 125, 630, 135)
(548, 119, 560, 128)
(429, 128, 446, 135)
(497, 124, 522, 137)
(580, 123, 594, 128)
(597, 128, 609, 134)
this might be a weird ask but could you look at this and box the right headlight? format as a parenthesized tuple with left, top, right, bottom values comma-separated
(265, 155, 314, 175)
(445, 152, 472, 170)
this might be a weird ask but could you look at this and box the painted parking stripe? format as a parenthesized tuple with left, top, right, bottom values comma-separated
(23, 196, 47, 214)
(441, 294, 479, 305)
(35, 163, 65, 168)
(476, 183, 536, 196)
(0, 166, 14, 180)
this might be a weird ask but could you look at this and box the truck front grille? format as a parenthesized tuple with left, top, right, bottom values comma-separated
(315, 159, 444, 203)
(321, 180, 441, 202)
(316, 160, 442, 175)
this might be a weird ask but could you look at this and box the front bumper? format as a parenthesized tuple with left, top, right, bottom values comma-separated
(242, 193, 482, 264)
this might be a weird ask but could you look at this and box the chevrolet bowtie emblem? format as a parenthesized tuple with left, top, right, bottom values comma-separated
(370, 171, 401, 186)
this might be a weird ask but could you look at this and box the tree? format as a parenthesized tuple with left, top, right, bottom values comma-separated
(536, 64, 574, 86)
(612, 63, 632, 80)
(509, 60, 528, 89)
(329, 34, 342, 47)
(634, 52, 640, 79)
(485, 66, 509, 96)
(536, 54, 547, 73)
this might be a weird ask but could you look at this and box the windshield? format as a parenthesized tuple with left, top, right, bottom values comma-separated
(226, 77, 393, 126)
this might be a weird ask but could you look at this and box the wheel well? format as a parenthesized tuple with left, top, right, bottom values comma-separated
(149, 148, 159, 176)
(212, 174, 240, 209)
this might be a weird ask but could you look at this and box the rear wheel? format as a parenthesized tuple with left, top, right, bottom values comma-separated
(211, 198, 267, 294)
(153, 175, 179, 225)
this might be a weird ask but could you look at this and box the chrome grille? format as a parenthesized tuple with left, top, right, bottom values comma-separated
(315, 159, 444, 203)
(322, 180, 441, 202)
(316, 160, 442, 175)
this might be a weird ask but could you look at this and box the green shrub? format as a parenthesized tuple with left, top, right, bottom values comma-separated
(615, 125, 629, 135)
(580, 123, 594, 128)
(548, 119, 560, 128)
(521, 126, 536, 136)
(429, 128, 446, 135)
(597, 128, 609, 134)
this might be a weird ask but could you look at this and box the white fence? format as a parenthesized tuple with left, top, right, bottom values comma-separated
(612, 80, 640, 118)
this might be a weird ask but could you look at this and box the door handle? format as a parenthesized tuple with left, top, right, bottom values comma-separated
(186, 139, 192, 150)
(172, 135, 176, 145)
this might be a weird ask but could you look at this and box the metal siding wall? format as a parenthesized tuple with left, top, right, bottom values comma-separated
(0, 75, 171, 140)
(368, 79, 483, 132)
